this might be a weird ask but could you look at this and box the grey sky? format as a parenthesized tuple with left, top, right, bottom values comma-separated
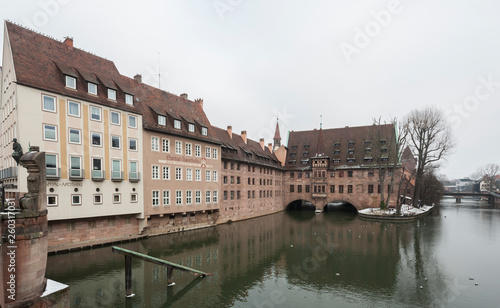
(1, 0, 499, 179)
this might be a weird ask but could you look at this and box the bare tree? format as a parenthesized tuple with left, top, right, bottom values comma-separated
(471, 163, 500, 192)
(402, 107, 455, 207)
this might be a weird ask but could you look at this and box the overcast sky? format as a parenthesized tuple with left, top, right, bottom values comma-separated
(1, 0, 499, 179)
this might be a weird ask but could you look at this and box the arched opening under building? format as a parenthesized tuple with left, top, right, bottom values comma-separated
(286, 200, 316, 211)
(323, 201, 357, 213)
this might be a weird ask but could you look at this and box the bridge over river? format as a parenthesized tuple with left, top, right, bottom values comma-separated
(442, 191, 500, 204)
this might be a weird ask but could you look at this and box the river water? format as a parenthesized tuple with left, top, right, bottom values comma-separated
(46, 198, 500, 307)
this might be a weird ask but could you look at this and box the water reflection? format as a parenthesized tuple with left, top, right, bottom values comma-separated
(46, 201, 500, 307)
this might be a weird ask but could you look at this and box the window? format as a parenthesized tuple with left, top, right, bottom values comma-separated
(91, 132, 102, 146)
(158, 115, 166, 126)
(108, 89, 116, 100)
(186, 191, 192, 205)
(368, 185, 374, 193)
(152, 191, 159, 206)
(330, 185, 335, 193)
(88, 83, 97, 95)
(46, 154, 58, 177)
(348, 171, 353, 177)
(212, 171, 218, 182)
(125, 94, 133, 105)
(131, 193, 138, 203)
(69, 128, 81, 144)
(163, 166, 170, 180)
(202, 127, 208, 136)
(111, 160, 122, 180)
(151, 137, 159, 151)
(175, 167, 182, 180)
(339, 185, 344, 193)
(68, 101, 80, 117)
(368, 171, 374, 177)
(129, 161, 139, 181)
(129, 138, 137, 151)
(195, 144, 201, 157)
(206, 147, 211, 158)
(163, 191, 170, 206)
(348, 149, 354, 155)
(94, 194, 102, 205)
(43, 124, 57, 141)
(206, 170, 211, 182)
(186, 168, 192, 181)
(176, 190, 182, 205)
(185, 143, 192, 156)
(152, 166, 159, 179)
(174, 119, 181, 129)
(305, 185, 310, 193)
(42, 95, 56, 112)
(175, 141, 182, 154)
(69, 156, 82, 178)
(195, 191, 201, 204)
(113, 194, 121, 204)
(297, 185, 302, 193)
(188, 123, 195, 132)
(162, 139, 169, 152)
(213, 191, 218, 203)
(111, 136, 121, 149)
(290, 185, 294, 192)
(195, 169, 201, 181)
(212, 148, 218, 159)
(290, 171, 294, 178)
(65, 76, 76, 89)
(348, 185, 353, 193)
(128, 115, 137, 128)
(205, 191, 211, 203)
(47, 195, 58, 207)
(92, 158, 103, 179)
(71, 194, 82, 206)
(90, 106, 101, 121)
(110, 111, 120, 125)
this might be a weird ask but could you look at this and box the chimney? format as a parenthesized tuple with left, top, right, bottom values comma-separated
(180, 93, 188, 100)
(259, 138, 265, 151)
(227, 126, 232, 139)
(134, 74, 142, 84)
(241, 131, 247, 144)
(267, 143, 273, 153)
(195, 98, 204, 109)
(63, 37, 73, 50)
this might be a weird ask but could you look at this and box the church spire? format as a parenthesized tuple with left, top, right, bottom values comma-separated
(273, 118, 281, 150)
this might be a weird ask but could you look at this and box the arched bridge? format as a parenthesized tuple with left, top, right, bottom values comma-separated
(443, 191, 500, 204)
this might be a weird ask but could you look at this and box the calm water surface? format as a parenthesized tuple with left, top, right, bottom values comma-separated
(46, 199, 500, 307)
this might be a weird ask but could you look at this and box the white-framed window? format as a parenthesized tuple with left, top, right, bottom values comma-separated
(163, 166, 170, 180)
(152, 190, 159, 206)
(90, 106, 101, 121)
(88, 83, 97, 95)
(47, 195, 58, 207)
(158, 115, 166, 126)
(69, 128, 81, 144)
(68, 101, 80, 117)
(202, 127, 208, 136)
(42, 95, 56, 112)
(111, 135, 121, 149)
(186, 190, 192, 205)
(69, 156, 82, 178)
(188, 123, 195, 132)
(43, 124, 57, 141)
(175, 141, 182, 154)
(206, 146, 211, 158)
(71, 194, 82, 206)
(205, 170, 211, 182)
(129, 138, 137, 151)
(128, 115, 137, 128)
(205, 191, 211, 203)
(163, 190, 170, 206)
(46, 154, 58, 177)
(195, 144, 201, 157)
(175, 167, 182, 180)
(93, 194, 102, 205)
(110, 111, 120, 125)
(125, 94, 133, 105)
(129, 161, 139, 180)
(185, 143, 192, 156)
(92, 158, 103, 179)
(212, 171, 218, 182)
(195, 169, 201, 181)
(186, 168, 192, 181)
(152, 165, 159, 179)
(195, 191, 201, 204)
(108, 89, 116, 100)
(174, 119, 181, 129)
(113, 193, 121, 204)
(151, 137, 159, 151)
(212, 148, 218, 159)
(162, 139, 169, 152)
(91, 132, 102, 146)
(65, 76, 76, 89)
(213, 191, 218, 203)
(111, 159, 122, 179)
(131, 193, 138, 203)
(176, 190, 182, 206)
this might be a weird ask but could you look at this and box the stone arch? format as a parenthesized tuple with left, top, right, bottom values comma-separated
(285, 199, 316, 211)
(323, 199, 358, 213)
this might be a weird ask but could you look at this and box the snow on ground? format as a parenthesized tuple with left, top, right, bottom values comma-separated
(358, 205, 434, 216)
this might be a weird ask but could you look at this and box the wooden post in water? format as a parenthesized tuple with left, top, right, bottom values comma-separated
(125, 255, 133, 297)
(167, 266, 175, 286)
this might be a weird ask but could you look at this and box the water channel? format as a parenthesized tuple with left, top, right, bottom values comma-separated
(46, 198, 500, 307)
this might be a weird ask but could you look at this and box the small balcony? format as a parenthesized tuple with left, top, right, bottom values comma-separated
(69, 169, 84, 180)
(111, 171, 124, 182)
(92, 170, 105, 181)
(129, 171, 140, 182)
(46, 168, 61, 180)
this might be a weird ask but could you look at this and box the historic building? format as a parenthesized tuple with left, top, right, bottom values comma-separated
(0, 21, 145, 249)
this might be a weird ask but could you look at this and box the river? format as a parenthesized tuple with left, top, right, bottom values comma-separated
(46, 198, 500, 307)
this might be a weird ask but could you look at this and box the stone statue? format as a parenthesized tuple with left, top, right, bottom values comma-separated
(12, 138, 23, 164)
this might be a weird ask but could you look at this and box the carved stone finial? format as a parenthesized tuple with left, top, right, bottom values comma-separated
(12, 138, 23, 165)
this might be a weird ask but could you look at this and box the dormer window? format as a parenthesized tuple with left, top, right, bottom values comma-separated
(174, 119, 181, 129)
(125, 94, 133, 105)
(158, 115, 166, 126)
(88, 83, 97, 95)
(347, 149, 354, 155)
(334, 142, 340, 147)
(108, 89, 116, 100)
(348, 141, 355, 146)
(188, 123, 195, 132)
(202, 127, 208, 136)
(65, 76, 76, 89)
